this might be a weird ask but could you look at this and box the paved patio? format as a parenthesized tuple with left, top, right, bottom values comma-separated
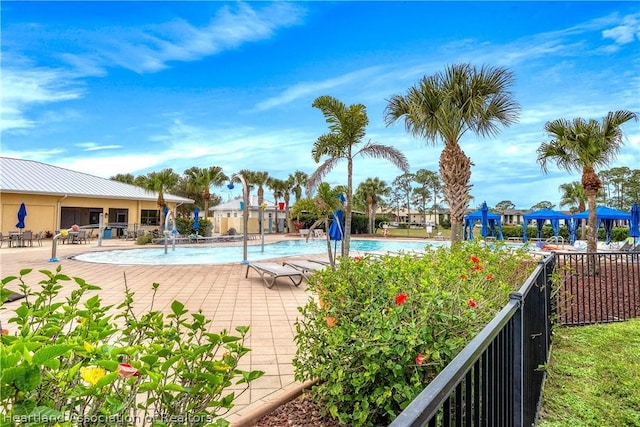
(0, 235, 318, 425)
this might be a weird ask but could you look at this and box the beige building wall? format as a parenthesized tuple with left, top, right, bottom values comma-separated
(0, 192, 181, 236)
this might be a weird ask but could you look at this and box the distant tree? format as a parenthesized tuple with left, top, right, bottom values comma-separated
(356, 177, 390, 234)
(393, 173, 415, 225)
(307, 95, 409, 257)
(537, 110, 637, 256)
(184, 166, 227, 219)
(268, 177, 287, 232)
(530, 201, 555, 211)
(290, 170, 309, 202)
(141, 168, 180, 226)
(110, 173, 136, 184)
(599, 166, 634, 210)
(559, 181, 588, 239)
(385, 63, 520, 242)
(411, 186, 431, 228)
(495, 200, 515, 212)
(414, 169, 442, 224)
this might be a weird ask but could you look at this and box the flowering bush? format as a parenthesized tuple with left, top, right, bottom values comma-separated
(0, 267, 263, 426)
(293, 242, 535, 426)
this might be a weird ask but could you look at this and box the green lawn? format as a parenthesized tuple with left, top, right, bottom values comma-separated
(538, 319, 640, 427)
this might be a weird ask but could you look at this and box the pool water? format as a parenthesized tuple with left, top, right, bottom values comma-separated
(72, 239, 446, 265)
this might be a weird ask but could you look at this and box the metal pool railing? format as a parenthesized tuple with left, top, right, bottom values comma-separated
(389, 251, 640, 426)
(390, 256, 555, 427)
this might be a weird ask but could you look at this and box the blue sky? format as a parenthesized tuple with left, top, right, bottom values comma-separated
(2, 1, 639, 209)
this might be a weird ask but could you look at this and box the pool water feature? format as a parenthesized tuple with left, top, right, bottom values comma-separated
(72, 239, 446, 265)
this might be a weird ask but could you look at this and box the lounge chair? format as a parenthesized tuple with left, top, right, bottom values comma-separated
(282, 260, 327, 279)
(245, 262, 304, 289)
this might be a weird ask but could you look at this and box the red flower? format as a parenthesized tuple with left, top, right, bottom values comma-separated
(473, 265, 483, 271)
(353, 256, 362, 262)
(117, 363, 140, 378)
(395, 293, 408, 305)
(415, 354, 426, 365)
(1, 329, 8, 335)
(470, 256, 480, 263)
(468, 299, 478, 309)
(486, 274, 495, 280)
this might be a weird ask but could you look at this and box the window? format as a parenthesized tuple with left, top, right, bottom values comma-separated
(141, 209, 160, 226)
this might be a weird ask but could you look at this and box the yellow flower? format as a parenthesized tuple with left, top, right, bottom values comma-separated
(83, 341, 94, 352)
(80, 366, 106, 385)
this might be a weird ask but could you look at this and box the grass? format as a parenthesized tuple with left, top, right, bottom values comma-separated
(538, 319, 640, 427)
(371, 227, 452, 239)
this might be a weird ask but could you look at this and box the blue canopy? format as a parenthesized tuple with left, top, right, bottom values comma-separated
(572, 206, 632, 244)
(522, 209, 571, 243)
(464, 207, 503, 240)
(16, 202, 27, 229)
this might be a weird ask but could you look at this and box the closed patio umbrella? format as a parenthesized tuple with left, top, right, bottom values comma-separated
(480, 202, 489, 238)
(16, 202, 27, 230)
(630, 203, 639, 245)
(193, 208, 200, 232)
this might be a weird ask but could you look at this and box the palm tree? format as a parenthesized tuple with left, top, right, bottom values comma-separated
(141, 168, 180, 227)
(110, 173, 136, 184)
(537, 110, 637, 255)
(290, 170, 309, 203)
(357, 177, 391, 234)
(385, 63, 520, 242)
(559, 181, 587, 239)
(307, 182, 344, 269)
(308, 95, 410, 257)
(268, 177, 287, 233)
(184, 166, 227, 219)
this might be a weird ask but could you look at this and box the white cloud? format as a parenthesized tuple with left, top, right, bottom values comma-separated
(602, 14, 640, 44)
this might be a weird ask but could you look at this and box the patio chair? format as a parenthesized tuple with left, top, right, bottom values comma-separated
(21, 231, 34, 247)
(35, 231, 44, 247)
(245, 262, 304, 289)
(282, 259, 327, 280)
(0, 232, 6, 248)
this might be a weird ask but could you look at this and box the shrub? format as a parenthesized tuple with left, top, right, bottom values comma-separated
(136, 232, 154, 245)
(0, 267, 263, 426)
(293, 242, 535, 426)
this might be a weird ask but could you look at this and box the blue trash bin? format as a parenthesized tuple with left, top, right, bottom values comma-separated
(103, 228, 112, 239)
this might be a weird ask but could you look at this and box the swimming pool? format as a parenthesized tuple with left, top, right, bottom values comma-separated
(72, 239, 446, 265)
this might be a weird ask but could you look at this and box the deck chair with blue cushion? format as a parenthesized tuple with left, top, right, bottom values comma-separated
(245, 262, 304, 289)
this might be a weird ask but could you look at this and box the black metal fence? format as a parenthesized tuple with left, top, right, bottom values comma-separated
(389, 251, 640, 427)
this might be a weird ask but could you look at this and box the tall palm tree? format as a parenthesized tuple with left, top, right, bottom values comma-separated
(357, 177, 391, 234)
(308, 95, 410, 257)
(385, 63, 520, 242)
(268, 177, 287, 233)
(184, 166, 227, 219)
(290, 170, 309, 203)
(308, 182, 344, 269)
(537, 110, 637, 255)
(141, 168, 180, 227)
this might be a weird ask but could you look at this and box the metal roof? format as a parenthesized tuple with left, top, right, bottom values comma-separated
(0, 157, 193, 203)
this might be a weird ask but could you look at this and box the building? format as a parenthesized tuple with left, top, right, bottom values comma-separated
(210, 194, 287, 235)
(0, 157, 193, 237)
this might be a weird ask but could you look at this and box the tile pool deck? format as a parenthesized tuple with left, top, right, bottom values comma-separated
(0, 235, 324, 425)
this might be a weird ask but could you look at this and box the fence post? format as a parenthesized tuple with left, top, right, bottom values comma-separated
(510, 290, 524, 427)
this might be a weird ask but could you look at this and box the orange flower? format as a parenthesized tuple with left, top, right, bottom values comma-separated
(460, 275, 468, 281)
(473, 265, 483, 271)
(468, 299, 478, 309)
(353, 256, 362, 262)
(486, 274, 495, 280)
(1, 329, 8, 335)
(470, 256, 480, 263)
(395, 293, 408, 305)
(415, 354, 426, 365)
(117, 363, 140, 378)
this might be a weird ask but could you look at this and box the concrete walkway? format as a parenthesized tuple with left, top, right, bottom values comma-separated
(0, 235, 318, 425)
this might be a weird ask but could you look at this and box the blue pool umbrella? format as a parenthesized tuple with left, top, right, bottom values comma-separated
(328, 209, 344, 241)
(629, 203, 639, 245)
(163, 206, 169, 229)
(567, 218, 577, 245)
(480, 202, 489, 238)
(193, 208, 200, 231)
(16, 202, 27, 230)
